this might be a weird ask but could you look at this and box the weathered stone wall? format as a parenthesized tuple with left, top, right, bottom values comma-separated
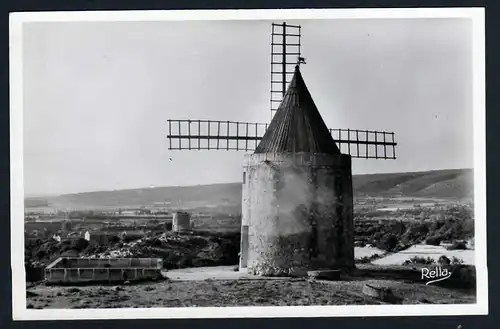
(45, 267, 162, 284)
(49, 257, 161, 269)
(173, 212, 191, 232)
(242, 152, 354, 276)
(44, 257, 163, 284)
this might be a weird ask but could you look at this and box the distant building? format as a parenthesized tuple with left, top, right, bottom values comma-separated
(61, 220, 72, 232)
(172, 212, 191, 232)
(84, 231, 90, 241)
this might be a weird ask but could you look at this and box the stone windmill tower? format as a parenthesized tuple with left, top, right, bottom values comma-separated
(166, 22, 397, 276)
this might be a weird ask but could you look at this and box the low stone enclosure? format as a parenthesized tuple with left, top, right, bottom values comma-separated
(44, 257, 163, 285)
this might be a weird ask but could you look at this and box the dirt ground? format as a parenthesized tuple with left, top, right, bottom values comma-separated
(26, 277, 475, 309)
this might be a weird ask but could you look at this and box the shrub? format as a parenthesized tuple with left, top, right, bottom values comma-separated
(35, 249, 47, 259)
(108, 235, 120, 244)
(60, 249, 79, 257)
(121, 235, 142, 243)
(151, 239, 163, 247)
(403, 256, 436, 266)
(451, 256, 464, 265)
(70, 238, 89, 252)
(177, 256, 193, 268)
(377, 234, 399, 252)
(392, 243, 412, 253)
(409, 223, 429, 235)
(389, 221, 406, 235)
(356, 256, 372, 264)
(447, 241, 467, 250)
(354, 240, 366, 247)
(372, 232, 383, 242)
(429, 220, 444, 232)
(438, 255, 451, 266)
(425, 235, 442, 246)
(461, 219, 474, 237)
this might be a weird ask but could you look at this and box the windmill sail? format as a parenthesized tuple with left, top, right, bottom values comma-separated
(166, 120, 396, 159)
(166, 22, 397, 160)
(167, 120, 266, 152)
(270, 23, 302, 120)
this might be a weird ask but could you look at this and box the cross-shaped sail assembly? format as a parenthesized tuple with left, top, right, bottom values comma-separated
(166, 22, 397, 159)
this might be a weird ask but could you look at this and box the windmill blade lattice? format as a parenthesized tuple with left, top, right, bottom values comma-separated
(270, 23, 302, 120)
(166, 119, 397, 159)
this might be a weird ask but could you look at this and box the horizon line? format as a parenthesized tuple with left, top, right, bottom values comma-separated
(25, 167, 473, 199)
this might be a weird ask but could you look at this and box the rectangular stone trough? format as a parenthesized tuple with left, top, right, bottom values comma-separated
(44, 257, 163, 284)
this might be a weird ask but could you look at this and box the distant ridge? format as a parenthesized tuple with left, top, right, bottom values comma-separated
(25, 169, 473, 211)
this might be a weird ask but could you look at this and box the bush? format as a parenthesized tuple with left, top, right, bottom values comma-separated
(447, 241, 467, 250)
(177, 256, 193, 268)
(429, 220, 444, 232)
(425, 235, 442, 246)
(355, 253, 382, 264)
(70, 238, 89, 252)
(35, 249, 47, 259)
(409, 223, 429, 235)
(377, 234, 399, 252)
(403, 256, 436, 266)
(60, 249, 79, 257)
(108, 235, 120, 244)
(372, 232, 383, 242)
(438, 255, 451, 266)
(451, 256, 464, 265)
(121, 235, 142, 243)
(354, 240, 366, 247)
(356, 256, 372, 264)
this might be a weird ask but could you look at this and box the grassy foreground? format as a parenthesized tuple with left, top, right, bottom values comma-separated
(26, 277, 475, 309)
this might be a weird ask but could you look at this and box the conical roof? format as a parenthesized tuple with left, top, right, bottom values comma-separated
(255, 65, 340, 154)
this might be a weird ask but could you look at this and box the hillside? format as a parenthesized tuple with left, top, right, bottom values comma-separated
(26, 169, 473, 211)
(352, 168, 473, 198)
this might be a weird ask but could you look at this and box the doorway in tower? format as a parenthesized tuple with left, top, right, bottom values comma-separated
(240, 225, 249, 268)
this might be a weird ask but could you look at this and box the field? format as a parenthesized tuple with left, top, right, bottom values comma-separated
(26, 277, 475, 309)
(22, 168, 476, 308)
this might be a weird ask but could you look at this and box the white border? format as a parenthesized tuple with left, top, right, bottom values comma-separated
(10, 8, 487, 321)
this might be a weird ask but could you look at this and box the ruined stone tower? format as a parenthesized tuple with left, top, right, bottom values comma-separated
(239, 65, 354, 276)
(172, 211, 191, 232)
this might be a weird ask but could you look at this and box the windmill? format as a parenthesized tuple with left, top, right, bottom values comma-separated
(166, 22, 398, 276)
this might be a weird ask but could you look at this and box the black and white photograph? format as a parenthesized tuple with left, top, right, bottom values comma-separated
(10, 8, 487, 320)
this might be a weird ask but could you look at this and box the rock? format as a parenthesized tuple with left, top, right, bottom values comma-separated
(113, 286, 124, 292)
(26, 290, 38, 298)
(362, 284, 402, 303)
(307, 270, 342, 280)
(418, 297, 432, 304)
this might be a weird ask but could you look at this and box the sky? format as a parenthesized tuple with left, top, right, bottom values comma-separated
(22, 18, 474, 196)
